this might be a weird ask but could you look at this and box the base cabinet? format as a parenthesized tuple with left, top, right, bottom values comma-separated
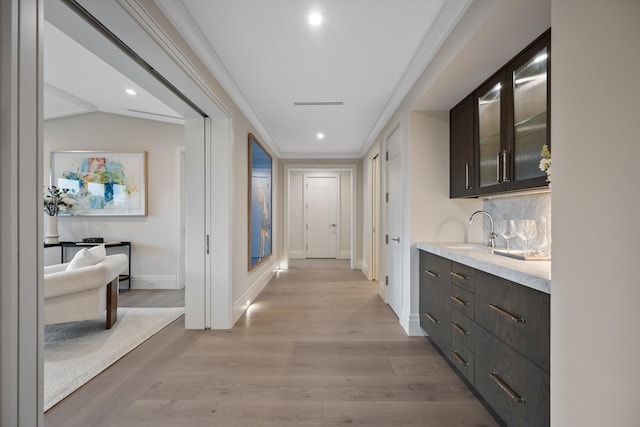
(419, 250, 550, 426)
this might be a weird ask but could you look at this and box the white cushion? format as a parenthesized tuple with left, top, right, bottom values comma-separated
(66, 245, 106, 271)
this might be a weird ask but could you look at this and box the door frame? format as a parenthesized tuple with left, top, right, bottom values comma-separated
(383, 116, 409, 327)
(303, 172, 340, 259)
(283, 163, 359, 270)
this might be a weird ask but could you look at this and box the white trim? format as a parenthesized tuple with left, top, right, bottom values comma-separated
(338, 249, 351, 260)
(361, 261, 369, 278)
(288, 250, 305, 259)
(232, 262, 278, 324)
(130, 275, 178, 290)
(406, 313, 427, 337)
(175, 145, 185, 290)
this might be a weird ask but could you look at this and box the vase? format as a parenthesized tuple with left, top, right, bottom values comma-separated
(45, 215, 59, 244)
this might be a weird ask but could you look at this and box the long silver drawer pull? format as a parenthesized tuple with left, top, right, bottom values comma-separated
(489, 372, 526, 403)
(424, 269, 439, 278)
(452, 351, 469, 367)
(465, 162, 472, 190)
(502, 150, 510, 182)
(488, 304, 525, 323)
(425, 312, 440, 324)
(451, 295, 470, 307)
(450, 271, 468, 281)
(452, 322, 469, 336)
(496, 152, 501, 182)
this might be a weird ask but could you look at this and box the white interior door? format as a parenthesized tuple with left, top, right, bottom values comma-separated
(386, 126, 403, 317)
(305, 175, 339, 258)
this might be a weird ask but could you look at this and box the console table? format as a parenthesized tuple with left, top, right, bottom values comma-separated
(45, 241, 132, 289)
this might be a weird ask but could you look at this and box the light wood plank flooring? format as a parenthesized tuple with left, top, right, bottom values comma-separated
(45, 262, 499, 426)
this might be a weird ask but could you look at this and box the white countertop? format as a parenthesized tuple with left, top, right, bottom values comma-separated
(416, 242, 551, 294)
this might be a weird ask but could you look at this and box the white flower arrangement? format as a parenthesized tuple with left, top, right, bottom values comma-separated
(539, 144, 551, 183)
(43, 185, 76, 216)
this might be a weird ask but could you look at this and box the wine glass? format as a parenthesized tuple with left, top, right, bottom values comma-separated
(499, 220, 517, 253)
(516, 220, 537, 257)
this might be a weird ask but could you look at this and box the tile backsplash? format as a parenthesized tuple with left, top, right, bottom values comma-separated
(482, 191, 551, 253)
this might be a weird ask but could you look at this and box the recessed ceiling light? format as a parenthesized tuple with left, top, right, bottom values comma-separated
(308, 12, 323, 27)
(125, 88, 137, 96)
(317, 132, 325, 140)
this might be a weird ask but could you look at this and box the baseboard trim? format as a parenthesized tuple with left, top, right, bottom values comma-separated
(406, 313, 426, 336)
(130, 275, 177, 290)
(288, 250, 305, 259)
(338, 249, 351, 259)
(232, 263, 277, 324)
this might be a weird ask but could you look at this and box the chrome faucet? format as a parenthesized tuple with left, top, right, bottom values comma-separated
(469, 210, 497, 248)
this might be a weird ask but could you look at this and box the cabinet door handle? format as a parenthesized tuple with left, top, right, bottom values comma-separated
(488, 304, 525, 323)
(451, 295, 470, 307)
(451, 351, 469, 367)
(425, 312, 440, 324)
(502, 150, 510, 183)
(489, 372, 526, 403)
(496, 152, 502, 183)
(450, 271, 468, 281)
(424, 269, 439, 278)
(452, 322, 470, 336)
(465, 162, 472, 189)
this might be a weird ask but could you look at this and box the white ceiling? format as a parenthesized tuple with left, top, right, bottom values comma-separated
(44, 20, 183, 124)
(158, 0, 471, 158)
(44, 0, 550, 160)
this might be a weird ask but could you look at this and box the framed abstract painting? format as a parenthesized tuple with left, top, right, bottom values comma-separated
(248, 134, 272, 270)
(50, 151, 148, 216)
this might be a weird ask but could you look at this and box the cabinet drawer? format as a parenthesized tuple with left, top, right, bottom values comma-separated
(451, 309, 474, 350)
(450, 262, 474, 292)
(450, 339, 474, 386)
(419, 286, 451, 357)
(475, 271, 550, 372)
(419, 251, 450, 298)
(475, 326, 549, 427)
(450, 284, 474, 319)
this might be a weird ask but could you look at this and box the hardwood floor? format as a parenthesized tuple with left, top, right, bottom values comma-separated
(44, 262, 499, 426)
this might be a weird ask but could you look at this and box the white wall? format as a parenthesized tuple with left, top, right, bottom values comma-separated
(551, 1, 640, 425)
(405, 111, 482, 334)
(44, 112, 183, 289)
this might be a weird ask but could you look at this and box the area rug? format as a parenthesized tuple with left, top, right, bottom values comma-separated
(44, 307, 184, 411)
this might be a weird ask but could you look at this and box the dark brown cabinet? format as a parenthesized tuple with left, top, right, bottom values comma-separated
(419, 251, 451, 358)
(419, 250, 550, 426)
(450, 29, 551, 198)
(450, 94, 475, 198)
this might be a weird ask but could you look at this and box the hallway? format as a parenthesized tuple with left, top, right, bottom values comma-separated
(45, 263, 498, 426)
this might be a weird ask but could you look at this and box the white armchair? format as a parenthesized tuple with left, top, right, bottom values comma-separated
(44, 253, 128, 329)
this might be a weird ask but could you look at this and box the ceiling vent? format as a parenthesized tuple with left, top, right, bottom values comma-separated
(294, 101, 344, 106)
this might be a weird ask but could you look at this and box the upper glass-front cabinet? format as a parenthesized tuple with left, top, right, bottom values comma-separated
(472, 29, 550, 196)
(512, 46, 548, 182)
(478, 79, 503, 189)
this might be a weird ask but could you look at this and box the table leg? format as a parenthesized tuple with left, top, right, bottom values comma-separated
(106, 277, 118, 329)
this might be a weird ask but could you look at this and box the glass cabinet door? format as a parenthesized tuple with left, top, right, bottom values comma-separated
(512, 46, 548, 181)
(478, 81, 502, 188)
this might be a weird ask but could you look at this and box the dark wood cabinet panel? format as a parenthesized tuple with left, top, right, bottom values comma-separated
(451, 308, 475, 351)
(450, 94, 476, 198)
(450, 262, 474, 292)
(419, 286, 451, 358)
(475, 326, 550, 427)
(450, 284, 474, 320)
(450, 338, 475, 385)
(419, 251, 450, 299)
(475, 271, 550, 373)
